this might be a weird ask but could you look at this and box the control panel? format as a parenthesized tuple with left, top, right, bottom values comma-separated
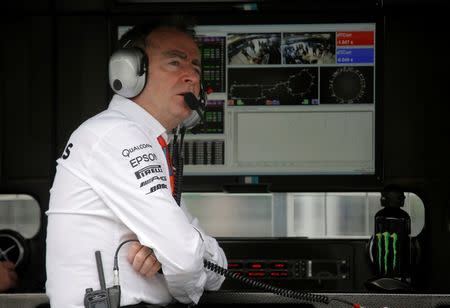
(227, 259, 348, 280)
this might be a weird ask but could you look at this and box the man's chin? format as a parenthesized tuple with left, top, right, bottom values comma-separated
(175, 109, 192, 124)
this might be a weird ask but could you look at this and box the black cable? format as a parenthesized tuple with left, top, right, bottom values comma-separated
(172, 127, 186, 206)
(203, 260, 331, 305)
(179, 127, 186, 155)
(113, 239, 139, 272)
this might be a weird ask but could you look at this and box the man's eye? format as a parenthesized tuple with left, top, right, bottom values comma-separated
(169, 60, 180, 66)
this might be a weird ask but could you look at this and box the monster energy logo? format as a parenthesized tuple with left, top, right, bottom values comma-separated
(375, 232, 398, 275)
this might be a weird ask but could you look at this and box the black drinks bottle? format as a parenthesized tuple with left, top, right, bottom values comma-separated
(373, 190, 411, 279)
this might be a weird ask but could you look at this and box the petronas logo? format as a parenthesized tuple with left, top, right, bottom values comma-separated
(375, 232, 398, 274)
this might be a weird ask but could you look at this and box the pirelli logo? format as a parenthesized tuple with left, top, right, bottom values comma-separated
(135, 164, 163, 179)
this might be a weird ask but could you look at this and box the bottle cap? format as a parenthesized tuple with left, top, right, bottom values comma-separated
(380, 189, 405, 208)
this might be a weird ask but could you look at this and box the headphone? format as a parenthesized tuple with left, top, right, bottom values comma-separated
(109, 45, 148, 98)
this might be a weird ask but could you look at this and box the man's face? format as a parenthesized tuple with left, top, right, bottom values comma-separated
(144, 28, 201, 129)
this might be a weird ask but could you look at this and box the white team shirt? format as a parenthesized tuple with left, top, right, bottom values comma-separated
(46, 95, 227, 308)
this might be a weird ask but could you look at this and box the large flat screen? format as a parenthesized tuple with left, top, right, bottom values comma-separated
(118, 22, 377, 176)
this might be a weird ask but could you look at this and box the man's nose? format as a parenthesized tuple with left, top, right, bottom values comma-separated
(182, 67, 200, 85)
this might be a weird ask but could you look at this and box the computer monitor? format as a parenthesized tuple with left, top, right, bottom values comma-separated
(117, 21, 379, 177)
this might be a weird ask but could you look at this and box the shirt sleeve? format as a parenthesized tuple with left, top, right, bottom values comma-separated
(180, 199, 228, 291)
(82, 123, 208, 304)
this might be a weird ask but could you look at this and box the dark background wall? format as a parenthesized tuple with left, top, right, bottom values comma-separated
(1, 0, 449, 293)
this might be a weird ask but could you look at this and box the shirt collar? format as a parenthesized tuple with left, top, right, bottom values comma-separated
(108, 95, 167, 139)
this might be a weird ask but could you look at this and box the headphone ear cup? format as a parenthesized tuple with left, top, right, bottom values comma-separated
(109, 47, 147, 98)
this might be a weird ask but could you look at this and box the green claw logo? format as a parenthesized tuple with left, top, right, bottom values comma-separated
(375, 232, 398, 274)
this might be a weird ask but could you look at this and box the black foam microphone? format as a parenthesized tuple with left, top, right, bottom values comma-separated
(183, 92, 200, 110)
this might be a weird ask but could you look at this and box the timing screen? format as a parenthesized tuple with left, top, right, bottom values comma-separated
(119, 23, 377, 175)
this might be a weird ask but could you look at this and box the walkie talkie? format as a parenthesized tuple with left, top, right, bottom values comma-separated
(84, 251, 120, 308)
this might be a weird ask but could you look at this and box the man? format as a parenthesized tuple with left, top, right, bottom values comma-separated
(46, 17, 227, 307)
(0, 261, 17, 292)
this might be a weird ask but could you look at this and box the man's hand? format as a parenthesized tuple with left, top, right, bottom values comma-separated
(127, 243, 161, 278)
(0, 261, 18, 292)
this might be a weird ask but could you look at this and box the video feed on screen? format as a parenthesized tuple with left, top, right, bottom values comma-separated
(320, 66, 374, 104)
(282, 32, 336, 64)
(227, 33, 281, 65)
(228, 67, 318, 106)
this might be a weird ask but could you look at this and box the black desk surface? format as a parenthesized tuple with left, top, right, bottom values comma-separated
(1, 292, 450, 308)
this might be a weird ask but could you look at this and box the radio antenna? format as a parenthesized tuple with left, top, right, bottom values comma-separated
(95, 250, 107, 290)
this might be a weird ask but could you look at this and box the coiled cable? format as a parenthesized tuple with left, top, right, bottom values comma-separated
(203, 259, 330, 304)
(203, 260, 359, 307)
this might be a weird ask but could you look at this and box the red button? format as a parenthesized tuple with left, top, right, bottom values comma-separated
(247, 271, 265, 278)
(270, 271, 289, 277)
(248, 263, 264, 269)
(270, 262, 288, 269)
